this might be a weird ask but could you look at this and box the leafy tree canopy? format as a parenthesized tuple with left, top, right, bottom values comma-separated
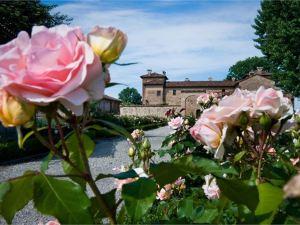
(0, 0, 72, 44)
(253, 0, 300, 96)
(118, 87, 142, 105)
(226, 56, 274, 80)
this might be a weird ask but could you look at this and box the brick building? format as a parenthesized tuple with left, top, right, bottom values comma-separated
(139, 67, 276, 117)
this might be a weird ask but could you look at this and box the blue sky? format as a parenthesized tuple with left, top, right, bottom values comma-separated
(46, 0, 263, 98)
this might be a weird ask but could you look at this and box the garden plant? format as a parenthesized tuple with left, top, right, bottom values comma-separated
(0, 24, 300, 225)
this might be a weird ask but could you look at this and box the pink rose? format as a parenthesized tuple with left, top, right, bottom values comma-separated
(156, 184, 172, 200)
(202, 174, 220, 200)
(252, 86, 291, 119)
(45, 221, 60, 225)
(210, 89, 252, 125)
(168, 116, 184, 129)
(190, 118, 222, 149)
(39, 220, 60, 225)
(0, 25, 104, 115)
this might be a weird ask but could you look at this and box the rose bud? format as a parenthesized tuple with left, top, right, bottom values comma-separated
(259, 113, 272, 131)
(139, 150, 147, 160)
(0, 90, 35, 127)
(238, 111, 249, 128)
(141, 138, 151, 150)
(87, 26, 127, 64)
(128, 147, 136, 157)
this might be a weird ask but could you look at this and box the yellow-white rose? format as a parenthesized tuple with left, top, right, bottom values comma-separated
(87, 26, 127, 63)
(0, 90, 35, 127)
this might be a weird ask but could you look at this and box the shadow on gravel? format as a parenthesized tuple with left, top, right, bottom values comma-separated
(91, 136, 125, 158)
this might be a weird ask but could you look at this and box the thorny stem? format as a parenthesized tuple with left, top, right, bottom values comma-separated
(257, 131, 268, 183)
(54, 116, 70, 158)
(32, 125, 83, 176)
(47, 116, 55, 147)
(72, 117, 117, 225)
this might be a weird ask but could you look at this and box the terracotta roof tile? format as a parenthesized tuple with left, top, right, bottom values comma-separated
(140, 72, 168, 79)
(103, 95, 121, 102)
(166, 80, 238, 88)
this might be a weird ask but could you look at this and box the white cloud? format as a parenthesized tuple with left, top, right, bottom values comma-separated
(55, 1, 262, 97)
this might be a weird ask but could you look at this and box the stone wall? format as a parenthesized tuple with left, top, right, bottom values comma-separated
(120, 105, 181, 117)
(143, 85, 164, 105)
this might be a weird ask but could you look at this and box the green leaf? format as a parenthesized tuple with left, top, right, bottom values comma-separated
(96, 119, 136, 146)
(0, 182, 10, 213)
(84, 124, 119, 136)
(113, 170, 139, 179)
(113, 62, 138, 66)
(105, 82, 127, 88)
(91, 189, 117, 221)
(234, 150, 246, 162)
(33, 174, 92, 224)
(40, 152, 54, 172)
(21, 127, 48, 149)
(150, 155, 238, 186)
(193, 208, 218, 224)
(0, 171, 36, 223)
(177, 198, 193, 219)
(117, 205, 127, 224)
(121, 178, 157, 222)
(255, 183, 283, 224)
(95, 169, 139, 181)
(62, 133, 95, 188)
(217, 178, 259, 211)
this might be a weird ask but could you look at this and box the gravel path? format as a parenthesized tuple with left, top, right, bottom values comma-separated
(0, 126, 171, 225)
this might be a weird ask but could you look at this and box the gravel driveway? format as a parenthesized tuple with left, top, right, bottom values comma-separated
(0, 126, 171, 225)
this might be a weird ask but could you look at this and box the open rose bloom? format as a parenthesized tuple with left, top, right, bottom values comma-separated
(190, 86, 292, 159)
(202, 174, 220, 199)
(168, 116, 184, 129)
(0, 25, 105, 116)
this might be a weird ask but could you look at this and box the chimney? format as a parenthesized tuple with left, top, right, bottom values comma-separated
(231, 77, 236, 81)
(147, 69, 152, 75)
(162, 71, 166, 76)
(208, 76, 213, 81)
(185, 78, 190, 82)
(249, 71, 255, 76)
(257, 67, 263, 72)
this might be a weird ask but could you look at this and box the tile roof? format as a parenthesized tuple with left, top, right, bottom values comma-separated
(103, 95, 121, 102)
(166, 80, 238, 88)
(140, 72, 168, 79)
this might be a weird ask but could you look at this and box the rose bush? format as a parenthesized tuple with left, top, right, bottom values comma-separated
(0, 24, 300, 225)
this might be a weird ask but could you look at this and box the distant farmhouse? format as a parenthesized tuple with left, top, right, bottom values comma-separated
(121, 67, 279, 117)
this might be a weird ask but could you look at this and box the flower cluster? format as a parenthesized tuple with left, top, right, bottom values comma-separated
(190, 87, 292, 159)
(0, 25, 127, 126)
(156, 177, 186, 201)
(130, 129, 144, 141)
(197, 93, 219, 105)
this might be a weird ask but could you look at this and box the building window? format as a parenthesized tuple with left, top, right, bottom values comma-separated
(173, 89, 176, 95)
(222, 89, 225, 97)
(157, 90, 161, 96)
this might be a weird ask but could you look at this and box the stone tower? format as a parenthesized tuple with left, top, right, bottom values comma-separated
(140, 70, 168, 105)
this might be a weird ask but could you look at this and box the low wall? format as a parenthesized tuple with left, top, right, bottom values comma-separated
(120, 105, 181, 117)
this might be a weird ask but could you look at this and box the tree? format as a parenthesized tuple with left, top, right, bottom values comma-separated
(226, 56, 274, 80)
(0, 0, 72, 44)
(252, 0, 300, 96)
(118, 87, 142, 105)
